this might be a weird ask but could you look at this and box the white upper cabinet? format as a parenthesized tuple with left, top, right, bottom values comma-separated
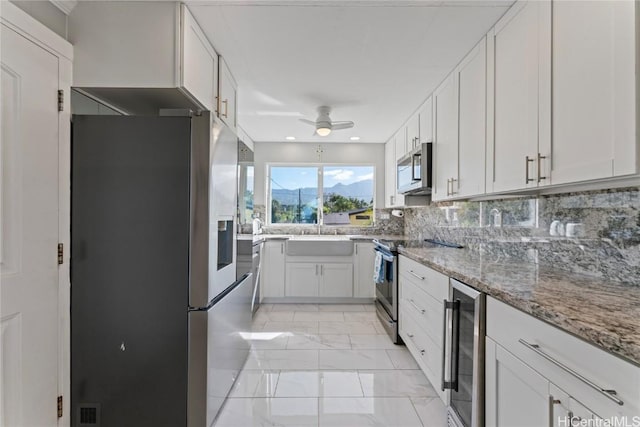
(392, 130, 406, 206)
(384, 133, 404, 208)
(181, 5, 218, 112)
(395, 127, 409, 161)
(69, 3, 221, 112)
(486, 0, 551, 193)
(384, 140, 396, 208)
(406, 112, 420, 152)
(218, 57, 238, 130)
(419, 96, 433, 144)
(551, 0, 637, 184)
(432, 72, 459, 201)
(456, 37, 487, 198)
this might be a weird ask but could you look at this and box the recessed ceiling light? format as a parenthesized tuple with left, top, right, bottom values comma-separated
(350, 136, 361, 141)
(285, 136, 296, 141)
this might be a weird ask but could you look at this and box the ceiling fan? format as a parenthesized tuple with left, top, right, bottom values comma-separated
(299, 106, 354, 136)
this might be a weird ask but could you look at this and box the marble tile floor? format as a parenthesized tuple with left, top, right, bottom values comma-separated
(214, 303, 447, 427)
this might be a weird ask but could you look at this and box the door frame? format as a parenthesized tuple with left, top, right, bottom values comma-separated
(1, 3, 73, 426)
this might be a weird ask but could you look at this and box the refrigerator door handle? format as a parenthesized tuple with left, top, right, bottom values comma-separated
(188, 273, 252, 312)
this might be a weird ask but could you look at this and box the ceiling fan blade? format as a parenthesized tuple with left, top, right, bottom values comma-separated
(330, 121, 354, 130)
(299, 118, 316, 126)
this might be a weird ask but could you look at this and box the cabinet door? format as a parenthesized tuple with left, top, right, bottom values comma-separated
(419, 96, 433, 143)
(181, 5, 217, 112)
(485, 338, 551, 427)
(395, 127, 408, 161)
(262, 241, 285, 298)
(406, 113, 420, 151)
(353, 243, 375, 298)
(456, 38, 487, 198)
(319, 263, 353, 297)
(487, 0, 551, 193)
(218, 57, 238, 130)
(432, 72, 459, 201)
(549, 384, 598, 426)
(551, 0, 636, 184)
(285, 263, 319, 297)
(384, 140, 396, 208)
(390, 134, 404, 207)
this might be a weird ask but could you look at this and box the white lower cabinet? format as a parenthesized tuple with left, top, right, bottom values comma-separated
(485, 337, 551, 427)
(285, 262, 319, 297)
(486, 297, 640, 424)
(261, 240, 285, 298)
(285, 261, 353, 298)
(353, 242, 375, 298)
(398, 255, 449, 403)
(319, 263, 353, 297)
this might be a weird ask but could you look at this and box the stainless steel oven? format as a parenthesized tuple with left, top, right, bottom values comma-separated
(443, 279, 485, 427)
(372, 240, 401, 344)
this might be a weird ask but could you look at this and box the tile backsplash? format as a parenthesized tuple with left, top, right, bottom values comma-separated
(404, 188, 640, 285)
(257, 206, 404, 236)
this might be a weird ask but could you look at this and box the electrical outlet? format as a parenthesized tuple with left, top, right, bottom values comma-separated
(379, 213, 390, 220)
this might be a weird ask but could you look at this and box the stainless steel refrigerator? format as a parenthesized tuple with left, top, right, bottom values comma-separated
(71, 112, 251, 427)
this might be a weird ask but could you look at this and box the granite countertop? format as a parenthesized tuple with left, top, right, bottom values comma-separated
(398, 244, 640, 367)
(259, 234, 402, 241)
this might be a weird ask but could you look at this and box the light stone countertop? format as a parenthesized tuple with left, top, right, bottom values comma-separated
(259, 234, 402, 241)
(398, 245, 640, 367)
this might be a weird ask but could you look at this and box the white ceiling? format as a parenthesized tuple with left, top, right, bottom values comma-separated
(189, 0, 513, 143)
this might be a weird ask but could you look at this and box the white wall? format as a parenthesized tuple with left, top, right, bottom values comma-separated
(254, 141, 385, 207)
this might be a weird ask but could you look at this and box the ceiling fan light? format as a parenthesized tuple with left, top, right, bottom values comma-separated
(316, 127, 331, 136)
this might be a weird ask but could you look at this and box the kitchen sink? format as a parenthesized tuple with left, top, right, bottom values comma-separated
(286, 239, 354, 256)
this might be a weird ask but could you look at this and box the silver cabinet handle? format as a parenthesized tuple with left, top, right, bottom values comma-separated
(537, 153, 547, 183)
(450, 178, 457, 195)
(525, 156, 535, 184)
(320, 265, 323, 275)
(519, 339, 624, 406)
(315, 264, 319, 275)
(281, 243, 284, 254)
(446, 178, 451, 196)
(408, 270, 425, 281)
(409, 299, 425, 314)
(222, 99, 229, 118)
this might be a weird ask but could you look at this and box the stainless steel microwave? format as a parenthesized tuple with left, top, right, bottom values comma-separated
(397, 142, 433, 195)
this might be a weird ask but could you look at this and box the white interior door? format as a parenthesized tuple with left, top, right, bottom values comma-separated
(1, 24, 61, 426)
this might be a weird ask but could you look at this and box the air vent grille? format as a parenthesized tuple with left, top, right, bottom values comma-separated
(77, 404, 100, 426)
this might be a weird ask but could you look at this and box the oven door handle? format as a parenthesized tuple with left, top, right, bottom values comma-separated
(411, 153, 422, 181)
(374, 247, 395, 262)
(442, 299, 460, 391)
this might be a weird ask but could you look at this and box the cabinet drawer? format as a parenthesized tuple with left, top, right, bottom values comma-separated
(399, 255, 449, 301)
(487, 297, 640, 418)
(399, 307, 445, 402)
(400, 277, 444, 344)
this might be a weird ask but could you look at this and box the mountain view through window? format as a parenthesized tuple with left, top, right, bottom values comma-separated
(270, 166, 374, 226)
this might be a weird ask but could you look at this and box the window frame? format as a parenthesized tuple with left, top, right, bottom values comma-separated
(266, 162, 376, 226)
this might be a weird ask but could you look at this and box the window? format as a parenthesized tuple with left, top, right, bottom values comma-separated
(269, 165, 375, 226)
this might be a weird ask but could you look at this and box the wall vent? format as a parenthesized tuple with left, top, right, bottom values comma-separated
(77, 404, 100, 426)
